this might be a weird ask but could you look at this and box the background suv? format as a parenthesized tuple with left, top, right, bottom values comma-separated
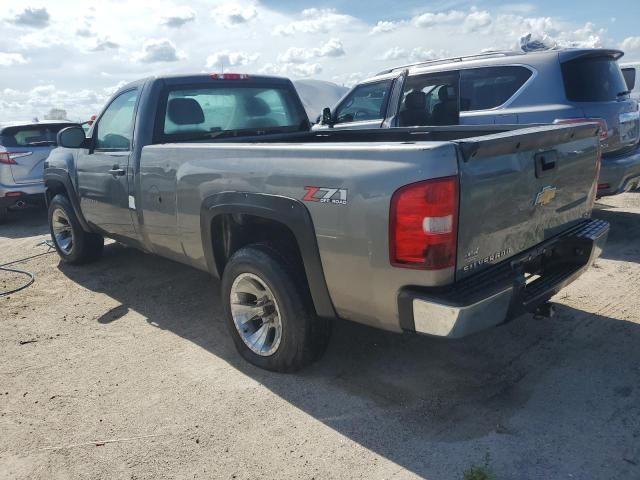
(0, 120, 77, 222)
(317, 48, 640, 196)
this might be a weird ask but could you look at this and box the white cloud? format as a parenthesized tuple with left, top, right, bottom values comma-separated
(76, 28, 93, 38)
(381, 47, 443, 62)
(274, 8, 354, 36)
(412, 10, 465, 28)
(277, 48, 310, 64)
(0, 52, 28, 67)
(162, 7, 196, 28)
(212, 4, 257, 27)
(381, 47, 408, 61)
(91, 38, 119, 52)
(259, 62, 323, 78)
(464, 10, 492, 33)
(370, 21, 400, 34)
(0, 84, 108, 122)
(278, 38, 345, 63)
(621, 37, 640, 60)
(205, 50, 258, 69)
(7, 7, 50, 28)
(0, 2, 631, 122)
(134, 39, 183, 63)
(316, 38, 345, 58)
(289, 63, 323, 77)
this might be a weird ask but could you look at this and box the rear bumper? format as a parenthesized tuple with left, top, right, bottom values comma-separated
(598, 145, 640, 196)
(398, 218, 609, 338)
(0, 181, 46, 209)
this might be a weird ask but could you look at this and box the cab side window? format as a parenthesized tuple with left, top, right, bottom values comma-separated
(95, 89, 139, 151)
(334, 80, 392, 124)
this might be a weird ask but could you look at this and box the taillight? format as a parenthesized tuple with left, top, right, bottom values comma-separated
(390, 176, 459, 270)
(210, 73, 250, 80)
(553, 118, 608, 141)
(0, 151, 31, 164)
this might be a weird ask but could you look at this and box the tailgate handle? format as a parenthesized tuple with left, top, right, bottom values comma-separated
(535, 151, 557, 178)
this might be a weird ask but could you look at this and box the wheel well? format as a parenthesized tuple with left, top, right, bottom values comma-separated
(211, 213, 305, 277)
(45, 180, 68, 203)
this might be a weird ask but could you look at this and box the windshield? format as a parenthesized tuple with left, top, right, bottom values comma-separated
(160, 84, 308, 141)
(562, 56, 629, 102)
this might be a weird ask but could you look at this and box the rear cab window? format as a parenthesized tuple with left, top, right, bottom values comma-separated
(0, 124, 77, 148)
(158, 81, 308, 142)
(333, 79, 393, 124)
(562, 56, 629, 101)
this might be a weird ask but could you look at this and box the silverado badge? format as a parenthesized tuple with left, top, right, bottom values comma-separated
(534, 185, 557, 206)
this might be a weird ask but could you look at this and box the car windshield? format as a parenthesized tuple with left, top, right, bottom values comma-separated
(161, 84, 308, 141)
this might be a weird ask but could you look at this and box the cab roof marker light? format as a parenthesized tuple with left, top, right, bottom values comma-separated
(210, 73, 250, 80)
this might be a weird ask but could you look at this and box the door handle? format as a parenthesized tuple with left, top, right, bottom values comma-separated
(534, 151, 558, 178)
(108, 166, 126, 176)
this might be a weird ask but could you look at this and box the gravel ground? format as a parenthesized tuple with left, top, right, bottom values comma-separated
(1, 193, 639, 480)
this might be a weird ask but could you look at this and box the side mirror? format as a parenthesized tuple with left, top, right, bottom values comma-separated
(57, 126, 88, 148)
(322, 107, 333, 127)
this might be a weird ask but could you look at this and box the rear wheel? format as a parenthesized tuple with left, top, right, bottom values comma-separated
(48, 194, 103, 264)
(221, 245, 330, 372)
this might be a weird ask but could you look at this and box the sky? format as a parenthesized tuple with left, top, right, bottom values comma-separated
(0, 0, 639, 122)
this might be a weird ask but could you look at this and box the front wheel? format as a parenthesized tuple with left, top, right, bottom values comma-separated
(221, 245, 330, 372)
(48, 194, 104, 264)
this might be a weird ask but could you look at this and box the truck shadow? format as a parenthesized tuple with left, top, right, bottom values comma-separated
(58, 242, 640, 479)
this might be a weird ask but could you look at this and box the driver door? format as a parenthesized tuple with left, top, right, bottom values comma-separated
(76, 88, 139, 240)
(331, 79, 394, 130)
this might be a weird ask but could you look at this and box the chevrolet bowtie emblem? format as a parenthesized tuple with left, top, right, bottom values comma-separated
(534, 185, 557, 206)
(533, 185, 557, 206)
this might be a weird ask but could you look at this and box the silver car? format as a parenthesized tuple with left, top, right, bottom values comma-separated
(0, 120, 77, 222)
(317, 48, 640, 196)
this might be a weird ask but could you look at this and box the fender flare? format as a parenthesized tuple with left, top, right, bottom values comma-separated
(200, 192, 337, 320)
(44, 169, 91, 232)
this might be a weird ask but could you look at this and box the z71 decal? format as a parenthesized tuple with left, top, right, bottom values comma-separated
(303, 186, 348, 205)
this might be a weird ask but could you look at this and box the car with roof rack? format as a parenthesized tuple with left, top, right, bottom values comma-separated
(316, 48, 640, 196)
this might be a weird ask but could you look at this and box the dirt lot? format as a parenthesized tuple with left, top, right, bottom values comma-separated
(1, 193, 639, 480)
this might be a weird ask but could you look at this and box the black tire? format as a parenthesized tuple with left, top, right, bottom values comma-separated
(48, 194, 104, 264)
(221, 244, 331, 372)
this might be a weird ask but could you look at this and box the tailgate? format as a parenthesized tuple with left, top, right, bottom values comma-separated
(454, 123, 600, 280)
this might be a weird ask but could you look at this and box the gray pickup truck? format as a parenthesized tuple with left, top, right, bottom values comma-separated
(45, 73, 609, 372)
